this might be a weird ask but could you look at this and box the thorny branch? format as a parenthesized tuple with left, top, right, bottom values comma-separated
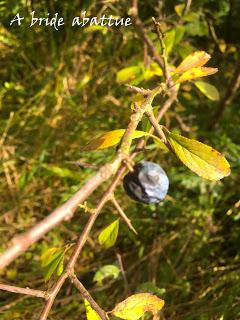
(0, 3, 179, 319)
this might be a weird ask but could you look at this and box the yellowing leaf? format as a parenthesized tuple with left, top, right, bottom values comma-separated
(112, 293, 165, 320)
(84, 299, 101, 320)
(98, 219, 119, 249)
(166, 132, 231, 180)
(194, 81, 220, 101)
(81, 129, 166, 151)
(175, 51, 211, 73)
(176, 67, 218, 83)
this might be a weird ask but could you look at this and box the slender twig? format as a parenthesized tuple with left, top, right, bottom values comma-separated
(0, 283, 48, 299)
(125, 84, 151, 96)
(39, 85, 164, 319)
(131, 0, 164, 69)
(116, 253, 130, 295)
(183, 0, 192, 15)
(69, 273, 108, 320)
(152, 17, 170, 83)
(145, 109, 167, 143)
(111, 196, 137, 234)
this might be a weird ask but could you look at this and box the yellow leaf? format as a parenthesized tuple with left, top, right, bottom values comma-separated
(166, 132, 231, 181)
(112, 293, 165, 320)
(176, 67, 218, 83)
(175, 51, 211, 74)
(81, 129, 166, 151)
(84, 300, 101, 320)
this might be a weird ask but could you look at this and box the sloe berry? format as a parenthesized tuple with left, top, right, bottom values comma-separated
(123, 161, 169, 204)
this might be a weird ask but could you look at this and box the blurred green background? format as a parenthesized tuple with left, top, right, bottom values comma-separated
(0, 0, 239, 319)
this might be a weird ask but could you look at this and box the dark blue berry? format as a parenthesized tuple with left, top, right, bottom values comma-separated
(123, 161, 169, 204)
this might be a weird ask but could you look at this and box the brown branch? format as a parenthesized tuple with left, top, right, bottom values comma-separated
(116, 253, 130, 295)
(70, 273, 108, 320)
(125, 84, 151, 96)
(111, 196, 137, 234)
(0, 156, 122, 270)
(38, 86, 163, 319)
(131, 0, 164, 69)
(0, 283, 48, 299)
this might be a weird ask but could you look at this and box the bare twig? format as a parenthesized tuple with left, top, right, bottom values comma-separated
(125, 84, 151, 96)
(111, 196, 137, 234)
(131, 0, 164, 69)
(70, 273, 108, 320)
(38, 85, 164, 319)
(116, 253, 130, 294)
(0, 283, 48, 299)
(183, 0, 192, 16)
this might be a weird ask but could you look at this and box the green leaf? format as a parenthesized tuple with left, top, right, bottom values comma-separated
(93, 265, 120, 286)
(81, 129, 166, 151)
(41, 247, 63, 267)
(137, 282, 166, 296)
(84, 299, 101, 320)
(174, 26, 185, 45)
(165, 132, 231, 180)
(194, 81, 220, 101)
(41, 247, 65, 281)
(116, 65, 142, 84)
(111, 293, 165, 320)
(98, 219, 119, 249)
(164, 29, 176, 55)
(43, 252, 65, 281)
(174, 4, 185, 16)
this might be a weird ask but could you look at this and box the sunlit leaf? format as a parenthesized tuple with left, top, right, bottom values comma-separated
(174, 4, 185, 16)
(194, 81, 220, 101)
(81, 129, 166, 151)
(166, 132, 231, 180)
(41, 247, 63, 267)
(43, 252, 64, 281)
(41, 247, 65, 281)
(84, 299, 101, 320)
(175, 51, 211, 74)
(112, 293, 165, 320)
(165, 29, 176, 55)
(176, 67, 218, 83)
(93, 265, 120, 286)
(116, 66, 142, 84)
(98, 219, 119, 249)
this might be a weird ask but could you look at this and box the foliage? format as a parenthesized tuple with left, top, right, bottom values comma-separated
(0, 0, 240, 319)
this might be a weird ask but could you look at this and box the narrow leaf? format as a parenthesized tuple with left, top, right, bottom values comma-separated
(93, 265, 120, 286)
(194, 80, 220, 101)
(41, 248, 63, 267)
(175, 51, 211, 73)
(43, 252, 65, 281)
(81, 129, 166, 151)
(98, 219, 119, 249)
(112, 293, 165, 320)
(176, 67, 218, 83)
(166, 132, 231, 180)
